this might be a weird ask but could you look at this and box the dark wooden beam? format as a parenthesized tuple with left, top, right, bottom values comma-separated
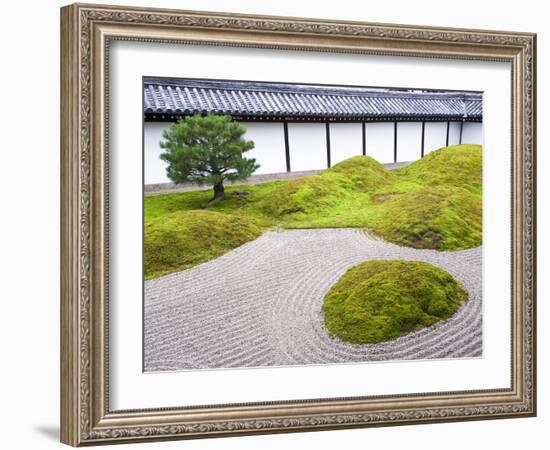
(393, 122, 398, 163)
(326, 122, 331, 168)
(421, 121, 426, 158)
(362, 122, 366, 156)
(459, 120, 464, 144)
(446, 121, 450, 147)
(283, 121, 290, 172)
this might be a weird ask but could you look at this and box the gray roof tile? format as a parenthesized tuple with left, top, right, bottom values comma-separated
(143, 78, 482, 121)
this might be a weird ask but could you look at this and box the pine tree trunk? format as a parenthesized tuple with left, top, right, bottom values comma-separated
(210, 181, 225, 204)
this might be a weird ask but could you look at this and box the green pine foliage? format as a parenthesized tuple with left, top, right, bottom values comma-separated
(160, 114, 259, 200)
(322, 260, 467, 344)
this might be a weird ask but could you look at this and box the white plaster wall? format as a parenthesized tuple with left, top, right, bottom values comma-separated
(365, 122, 394, 163)
(462, 122, 483, 145)
(329, 123, 363, 165)
(396, 122, 422, 162)
(144, 122, 171, 185)
(145, 120, 484, 184)
(287, 123, 327, 171)
(424, 121, 448, 154)
(449, 121, 462, 145)
(242, 122, 287, 174)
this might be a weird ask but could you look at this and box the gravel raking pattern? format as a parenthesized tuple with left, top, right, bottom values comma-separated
(144, 229, 482, 371)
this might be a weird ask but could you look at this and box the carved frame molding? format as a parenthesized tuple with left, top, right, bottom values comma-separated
(60, 3, 536, 446)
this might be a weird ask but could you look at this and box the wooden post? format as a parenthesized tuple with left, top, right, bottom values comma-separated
(459, 120, 464, 144)
(393, 121, 398, 163)
(421, 121, 426, 157)
(446, 120, 450, 147)
(362, 122, 366, 156)
(283, 121, 290, 172)
(326, 122, 331, 168)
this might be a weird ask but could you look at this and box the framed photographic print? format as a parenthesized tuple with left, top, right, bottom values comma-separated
(60, 3, 537, 446)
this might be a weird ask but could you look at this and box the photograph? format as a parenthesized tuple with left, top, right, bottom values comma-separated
(142, 77, 484, 372)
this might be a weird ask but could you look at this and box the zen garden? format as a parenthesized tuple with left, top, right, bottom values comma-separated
(143, 111, 483, 371)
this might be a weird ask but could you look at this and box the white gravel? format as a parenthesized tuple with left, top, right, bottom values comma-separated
(144, 229, 482, 371)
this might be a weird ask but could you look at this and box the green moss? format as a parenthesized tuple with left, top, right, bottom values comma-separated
(322, 260, 468, 344)
(144, 144, 483, 278)
(222, 155, 390, 227)
(327, 155, 394, 191)
(144, 190, 211, 220)
(144, 210, 262, 279)
(369, 145, 483, 249)
(371, 186, 482, 250)
(396, 144, 482, 194)
(258, 175, 344, 217)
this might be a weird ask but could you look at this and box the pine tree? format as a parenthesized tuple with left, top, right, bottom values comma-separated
(160, 114, 259, 203)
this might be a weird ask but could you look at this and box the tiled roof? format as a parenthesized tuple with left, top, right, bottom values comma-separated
(143, 78, 482, 122)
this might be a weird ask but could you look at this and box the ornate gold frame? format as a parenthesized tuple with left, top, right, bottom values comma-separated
(60, 3, 536, 446)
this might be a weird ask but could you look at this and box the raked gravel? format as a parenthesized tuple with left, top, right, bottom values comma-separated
(144, 228, 482, 371)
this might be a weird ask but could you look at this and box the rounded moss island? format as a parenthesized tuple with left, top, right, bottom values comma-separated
(144, 210, 262, 280)
(322, 260, 468, 344)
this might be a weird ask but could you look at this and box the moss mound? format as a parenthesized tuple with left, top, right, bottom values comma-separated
(144, 144, 483, 278)
(398, 144, 482, 194)
(260, 155, 392, 218)
(322, 260, 468, 344)
(259, 175, 343, 217)
(327, 155, 394, 191)
(144, 210, 262, 279)
(372, 186, 482, 250)
(369, 144, 482, 250)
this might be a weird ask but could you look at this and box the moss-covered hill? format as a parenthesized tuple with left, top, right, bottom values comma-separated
(144, 210, 263, 280)
(144, 144, 482, 279)
(322, 260, 468, 344)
